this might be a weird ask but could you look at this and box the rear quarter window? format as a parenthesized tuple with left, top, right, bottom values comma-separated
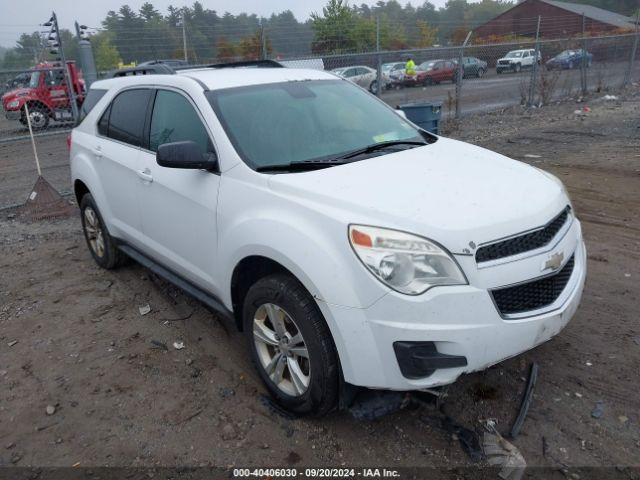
(78, 88, 107, 125)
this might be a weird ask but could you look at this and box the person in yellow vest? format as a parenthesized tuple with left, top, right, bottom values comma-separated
(405, 56, 416, 77)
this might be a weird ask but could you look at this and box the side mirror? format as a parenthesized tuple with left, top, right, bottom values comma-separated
(395, 108, 407, 119)
(156, 141, 217, 171)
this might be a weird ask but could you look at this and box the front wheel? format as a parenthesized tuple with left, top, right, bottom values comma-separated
(243, 274, 339, 416)
(369, 80, 377, 93)
(477, 68, 485, 78)
(514, 63, 521, 73)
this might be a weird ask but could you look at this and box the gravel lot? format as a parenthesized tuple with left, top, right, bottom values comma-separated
(0, 86, 639, 476)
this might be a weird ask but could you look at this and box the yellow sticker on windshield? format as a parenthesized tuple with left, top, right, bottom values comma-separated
(373, 131, 402, 143)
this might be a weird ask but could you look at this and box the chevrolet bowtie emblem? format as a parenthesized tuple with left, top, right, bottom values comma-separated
(543, 252, 564, 272)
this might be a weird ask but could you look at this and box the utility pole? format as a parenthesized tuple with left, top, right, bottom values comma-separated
(261, 21, 267, 60)
(455, 30, 472, 119)
(75, 21, 97, 88)
(50, 12, 79, 122)
(624, 11, 640, 87)
(581, 13, 588, 95)
(528, 15, 541, 107)
(375, 16, 382, 97)
(181, 9, 188, 63)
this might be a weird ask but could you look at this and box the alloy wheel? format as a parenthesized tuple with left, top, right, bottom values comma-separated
(29, 110, 47, 129)
(84, 206, 105, 258)
(253, 303, 310, 397)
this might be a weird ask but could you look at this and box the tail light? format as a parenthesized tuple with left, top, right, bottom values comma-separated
(66, 132, 72, 151)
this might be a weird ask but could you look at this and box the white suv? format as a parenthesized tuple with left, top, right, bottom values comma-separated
(496, 49, 542, 74)
(70, 61, 586, 416)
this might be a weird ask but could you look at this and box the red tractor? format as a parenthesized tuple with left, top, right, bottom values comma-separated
(1, 61, 85, 130)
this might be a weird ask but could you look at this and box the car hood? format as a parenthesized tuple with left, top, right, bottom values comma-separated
(267, 137, 568, 254)
(2, 88, 30, 103)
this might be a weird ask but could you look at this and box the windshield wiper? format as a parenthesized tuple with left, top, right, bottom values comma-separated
(255, 140, 428, 173)
(255, 160, 351, 173)
(338, 140, 427, 160)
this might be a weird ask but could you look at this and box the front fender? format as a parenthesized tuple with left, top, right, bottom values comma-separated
(218, 213, 388, 311)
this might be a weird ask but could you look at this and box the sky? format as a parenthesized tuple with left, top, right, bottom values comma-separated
(0, 0, 452, 47)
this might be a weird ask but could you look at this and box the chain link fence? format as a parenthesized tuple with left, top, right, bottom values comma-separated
(1, 17, 639, 210)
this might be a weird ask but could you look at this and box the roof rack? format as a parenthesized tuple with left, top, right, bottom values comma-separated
(111, 64, 176, 77)
(110, 59, 284, 78)
(204, 59, 284, 69)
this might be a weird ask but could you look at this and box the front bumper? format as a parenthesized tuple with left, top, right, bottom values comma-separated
(319, 220, 586, 390)
(4, 109, 21, 120)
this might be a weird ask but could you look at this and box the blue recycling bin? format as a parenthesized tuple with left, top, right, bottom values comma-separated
(397, 102, 442, 135)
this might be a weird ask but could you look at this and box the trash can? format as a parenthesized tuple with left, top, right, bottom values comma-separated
(397, 102, 442, 135)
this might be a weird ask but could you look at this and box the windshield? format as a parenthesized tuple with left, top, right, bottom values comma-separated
(420, 61, 436, 70)
(206, 80, 424, 171)
(28, 71, 40, 88)
(505, 51, 523, 58)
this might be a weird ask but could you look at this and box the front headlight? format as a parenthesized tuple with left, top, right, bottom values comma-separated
(349, 225, 467, 295)
(7, 100, 20, 109)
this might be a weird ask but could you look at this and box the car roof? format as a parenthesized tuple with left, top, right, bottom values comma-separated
(91, 67, 338, 92)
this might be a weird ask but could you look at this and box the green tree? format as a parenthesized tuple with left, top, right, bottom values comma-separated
(311, 0, 357, 54)
(215, 36, 237, 61)
(416, 20, 438, 47)
(91, 33, 122, 71)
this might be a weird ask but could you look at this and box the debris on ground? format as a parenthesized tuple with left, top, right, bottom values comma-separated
(348, 390, 411, 421)
(45, 405, 56, 416)
(219, 387, 235, 399)
(603, 95, 618, 101)
(149, 340, 168, 351)
(173, 341, 185, 350)
(8, 340, 18, 347)
(591, 401, 605, 419)
(138, 304, 151, 316)
(442, 415, 484, 463)
(482, 421, 526, 480)
(510, 362, 538, 439)
(524, 154, 542, 158)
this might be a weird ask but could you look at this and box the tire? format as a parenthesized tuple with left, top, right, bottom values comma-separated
(369, 80, 377, 93)
(243, 273, 339, 416)
(80, 193, 126, 270)
(514, 63, 521, 73)
(23, 105, 49, 130)
(477, 68, 485, 78)
(568, 61, 574, 70)
(497, 69, 502, 75)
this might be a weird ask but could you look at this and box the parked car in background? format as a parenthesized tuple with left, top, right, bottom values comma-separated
(1, 72, 30, 96)
(496, 49, 541, 74)
(1, 61, 85, 130)
(331, 66, 378, 92)
(381, 62, 405, 89)
(546, 49, 593, 70)
(452, 57, 488, 78)
(406, 59, 457, 86)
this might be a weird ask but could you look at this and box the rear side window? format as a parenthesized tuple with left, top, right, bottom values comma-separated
(78, 88, 107, 125)
(104, 89, 152, 147)
(149, 89, 212, 153)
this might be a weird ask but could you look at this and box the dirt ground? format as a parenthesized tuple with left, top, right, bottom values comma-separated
(0, 87, 639, 476)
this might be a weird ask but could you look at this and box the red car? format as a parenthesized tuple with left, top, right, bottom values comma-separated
(404, 59, 458, 86)
(1, 61, 85, 130)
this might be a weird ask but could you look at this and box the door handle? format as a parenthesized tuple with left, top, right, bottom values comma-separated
(92, 146, 102, 158)
(137, 169, 153, 183)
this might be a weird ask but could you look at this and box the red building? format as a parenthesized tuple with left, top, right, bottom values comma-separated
(474, 0, 636, 39)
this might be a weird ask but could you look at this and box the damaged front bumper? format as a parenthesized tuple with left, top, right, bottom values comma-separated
(318, 222, 586, 391)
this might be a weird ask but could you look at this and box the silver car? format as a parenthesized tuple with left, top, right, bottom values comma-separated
(331, 66, 378, 92)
